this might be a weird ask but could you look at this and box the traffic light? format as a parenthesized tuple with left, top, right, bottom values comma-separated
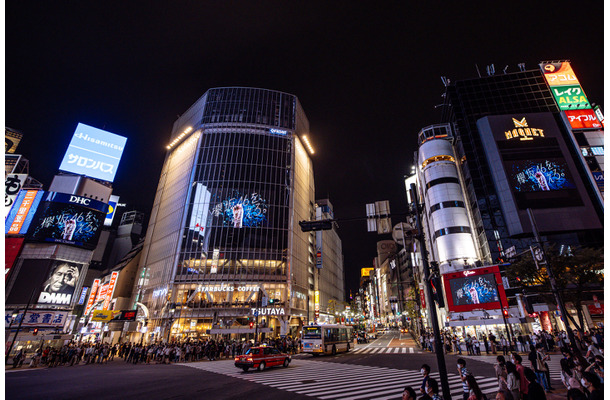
(249, 322, 254, 329)
(298, 219, 334, 232)
(32, 328, 38, 336)
(503, 309, 509, 317)
(268, 298, 274, 304)
(430, 275, 445, 308)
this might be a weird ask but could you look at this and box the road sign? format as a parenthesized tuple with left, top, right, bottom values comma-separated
(299, 219, 333, 232)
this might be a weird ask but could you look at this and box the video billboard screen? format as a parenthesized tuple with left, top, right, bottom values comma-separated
(449, 273, 499, 306)
(37, 261, 84, 306)
(443, 265, 508, 312)
(27, 192, 108, 249)
(211, 191, 268, 228)
(58, 123, 127, 182)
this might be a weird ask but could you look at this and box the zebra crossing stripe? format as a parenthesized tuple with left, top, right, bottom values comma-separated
(178, 359, 500, 400)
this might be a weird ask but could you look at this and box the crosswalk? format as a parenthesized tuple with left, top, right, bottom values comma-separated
(179, 359, 499, 400)
(351, 347, 420, 355)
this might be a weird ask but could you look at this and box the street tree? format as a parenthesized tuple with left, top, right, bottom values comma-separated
(505, 246, 603, 334)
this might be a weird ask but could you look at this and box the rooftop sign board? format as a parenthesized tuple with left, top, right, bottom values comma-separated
(59, 123, 127, 182)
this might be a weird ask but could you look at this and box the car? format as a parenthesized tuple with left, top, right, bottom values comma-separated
(234, 346, 291, 372)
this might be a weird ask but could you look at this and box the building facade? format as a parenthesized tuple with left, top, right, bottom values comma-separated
(133, 87, 326, 342)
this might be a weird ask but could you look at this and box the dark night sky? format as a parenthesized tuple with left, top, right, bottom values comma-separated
(6, 2, 604, 297)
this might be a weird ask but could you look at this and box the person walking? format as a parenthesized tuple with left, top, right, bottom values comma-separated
(465, 375, 486, 400)
(524, 367, 547, 400)
(457, 358, 471, 400)
(425, 378, 444, 400)
(528, 345, 551, 392)
(495, 356, 508, 392)
(505, 361, 520, 400)
(420, 364, 432, 400)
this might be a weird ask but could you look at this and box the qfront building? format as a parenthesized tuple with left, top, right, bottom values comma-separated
(133, 87, 342, 342)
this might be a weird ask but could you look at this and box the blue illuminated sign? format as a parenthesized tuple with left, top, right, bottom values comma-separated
(59, 123, 127, 182)
(269, 128, 287, 136)
(78, 287, 89, 305)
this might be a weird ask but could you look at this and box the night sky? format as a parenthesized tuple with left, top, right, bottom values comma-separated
(6, 2, 604, 297)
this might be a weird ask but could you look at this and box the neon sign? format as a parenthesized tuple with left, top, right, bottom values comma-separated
(504, 118, 545, 141)
(269, 128, 287, 135)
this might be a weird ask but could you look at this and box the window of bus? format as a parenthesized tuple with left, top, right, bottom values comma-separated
(303, 326, 321, 339)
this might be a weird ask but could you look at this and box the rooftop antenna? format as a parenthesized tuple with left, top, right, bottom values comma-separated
(503, 65, 509, 74)
(486, 64, 495, 76)
(517, 62, 526, 72)
(475, 64, 482, 77)
(440, 76, 450, 87)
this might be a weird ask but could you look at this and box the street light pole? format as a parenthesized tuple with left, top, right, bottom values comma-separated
(6, 288, 37, 364)
(410, 183, 452, 400)
(526, 208, 580, 353)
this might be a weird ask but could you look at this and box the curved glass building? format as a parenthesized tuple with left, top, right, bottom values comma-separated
(134, 88, 318, 341)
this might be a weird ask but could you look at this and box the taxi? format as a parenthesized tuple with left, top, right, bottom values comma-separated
(234, 346, 291, 372)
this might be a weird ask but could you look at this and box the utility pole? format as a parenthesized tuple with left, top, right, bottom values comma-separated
(527, 208, 580, 353)
(410, 184, 452, 400)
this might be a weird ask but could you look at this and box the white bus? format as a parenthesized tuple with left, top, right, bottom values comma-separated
(301, 324, 353, 355)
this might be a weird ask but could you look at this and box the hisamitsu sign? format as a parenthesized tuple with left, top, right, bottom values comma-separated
(59, 123, 127, 182)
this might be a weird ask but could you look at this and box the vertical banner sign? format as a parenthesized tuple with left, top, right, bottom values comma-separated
(102, 271, 119, 310)
(5, 173, 28, 217)
(84, 279, 100, 316)
(314, 290, 320, 321)
(104, 195, 120, 226)
(540, 62, 591, 111)
(6, 190, 38, 235)
(420, 289, 426, 309)
(78, 287, 89, 305)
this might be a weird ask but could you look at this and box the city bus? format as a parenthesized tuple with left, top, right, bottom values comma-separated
(301, 324, 353, 355)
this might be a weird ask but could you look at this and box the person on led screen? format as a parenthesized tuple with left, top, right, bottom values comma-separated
(232, 203, 244, 228)
(42, 263, 80, 295)
(511, 160, 575, 192)
(453, 276, 498, 306)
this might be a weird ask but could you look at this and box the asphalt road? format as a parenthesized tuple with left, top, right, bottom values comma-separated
(5, 331, 562, 400)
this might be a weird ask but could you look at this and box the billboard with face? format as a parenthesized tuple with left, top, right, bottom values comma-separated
(27, 192, 108, 249)
(58, 123, 127, 182)
(37, 261, 83, 306)
(443, 265, 508, 312)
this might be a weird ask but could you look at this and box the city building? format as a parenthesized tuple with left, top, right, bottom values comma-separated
(410, 62, 603, 339)
(314, 199, 346, 323)
(132, 87, 342, 342)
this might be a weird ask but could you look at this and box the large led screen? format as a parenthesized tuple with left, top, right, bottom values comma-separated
(449, 273, 499, 306)
(58, 123, 127, 182)
(210, 191, 268, 228)
(37, 261, 84, 306)
(443, 265, 508, 313)
(508, 159, 576, 192)
(27, 193, 108, 249)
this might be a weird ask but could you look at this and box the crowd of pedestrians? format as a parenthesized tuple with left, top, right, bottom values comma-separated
(10, 335, 301, 369)
(419, 327, 604, 357)
(413, 326, 604, 399)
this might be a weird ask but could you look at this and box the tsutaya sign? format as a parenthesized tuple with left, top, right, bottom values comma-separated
(251, 307, 286, 316)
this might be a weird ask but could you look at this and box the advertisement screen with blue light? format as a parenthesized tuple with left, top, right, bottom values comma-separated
(27, 193, 108, 249)
(211, 191, 268, 228)
(449, 274, 499, 306)
(509, 159, 576, 193)
(58, 123, 127, 182)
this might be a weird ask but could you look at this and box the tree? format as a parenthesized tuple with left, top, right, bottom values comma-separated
(505, 246, 603, 334)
